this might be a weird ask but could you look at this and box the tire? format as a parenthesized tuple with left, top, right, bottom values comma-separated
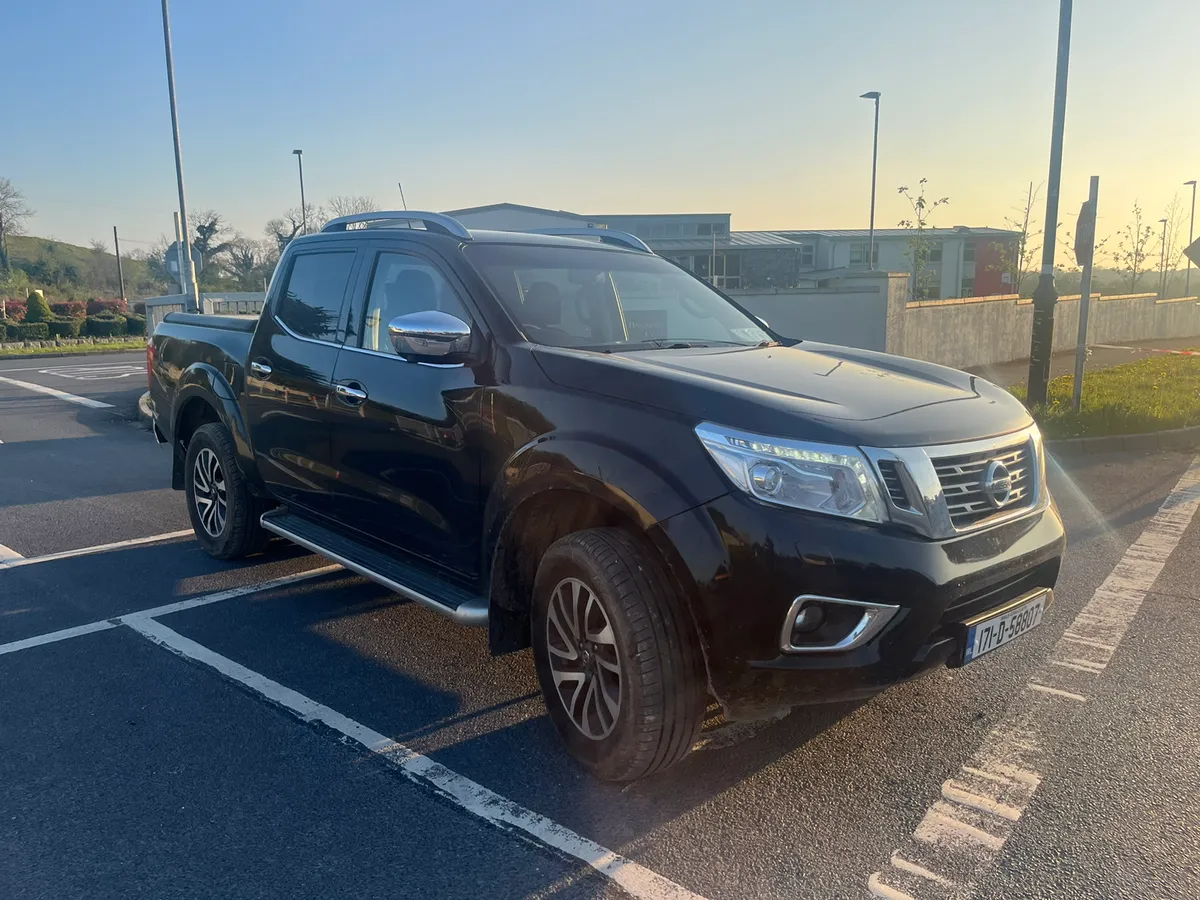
(183, 422, 269, 560)
(531, 527, 707, 781)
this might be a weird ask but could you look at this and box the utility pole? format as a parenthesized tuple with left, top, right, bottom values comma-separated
(1072, 176, 1099, 413)
(1025, 0, 1073, 407)
(1186, 180, 1197, 297)
(160, 0, 199, 312)
(860, 92, 881, 269)
(1158, 218, 1169, 299)
(293, 150, 307, 233)
(0, 211, 8, 271)
(113, 226, 127, 303)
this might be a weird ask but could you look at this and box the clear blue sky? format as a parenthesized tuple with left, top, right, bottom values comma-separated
(7, 0, 1200, 250)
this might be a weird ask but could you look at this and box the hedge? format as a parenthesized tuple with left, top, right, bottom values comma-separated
(24, 293, 54, 323)
(50, 301, 87, 319)
(125, 314, 146, 335)
(48, 318, 83, 339)
(84, 315, 128, 337)
(10, 322, 50, 341)
(86, 298, 128, 316)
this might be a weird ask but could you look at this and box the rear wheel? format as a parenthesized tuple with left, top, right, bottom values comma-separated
(184, 422, 269, 560)
(532, 528, 707, 781)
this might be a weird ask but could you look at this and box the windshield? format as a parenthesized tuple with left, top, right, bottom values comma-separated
(464, 243, 771, 349)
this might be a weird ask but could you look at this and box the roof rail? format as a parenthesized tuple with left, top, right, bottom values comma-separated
(321, 211, 472, 240)
(531, 228, 653, 253)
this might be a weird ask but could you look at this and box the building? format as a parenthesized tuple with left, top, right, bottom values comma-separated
(443, 203, 1018, 299)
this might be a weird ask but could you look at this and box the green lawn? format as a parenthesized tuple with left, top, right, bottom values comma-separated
(0, 340, 147, 358)
(1012, 353, 1200, 438)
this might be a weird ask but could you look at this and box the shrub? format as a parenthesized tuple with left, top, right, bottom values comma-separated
(48, 318, 83, 339)
(24, 293, 54, 323)
(13, 322, 50, 341)
(124, 314, 146, 336)
(132, 301, 146, 315)
(86, 297, 128, 316)
(84, 314, 128, 337)
(50, 301, 87, 319)
(2, 299, 26, 322)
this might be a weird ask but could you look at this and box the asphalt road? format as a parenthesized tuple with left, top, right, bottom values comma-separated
(1, 349, 1198, 900)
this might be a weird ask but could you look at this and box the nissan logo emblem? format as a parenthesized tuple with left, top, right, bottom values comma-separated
(983, 460, 1013, 508)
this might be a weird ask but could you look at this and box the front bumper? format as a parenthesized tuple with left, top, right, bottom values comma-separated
(655, 491, 1065, 719)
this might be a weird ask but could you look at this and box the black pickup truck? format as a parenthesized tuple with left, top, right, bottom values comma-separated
(148, 211, 1064, 781)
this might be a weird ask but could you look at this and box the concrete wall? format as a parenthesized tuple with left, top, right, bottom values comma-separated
(902, 292, 1200, 369)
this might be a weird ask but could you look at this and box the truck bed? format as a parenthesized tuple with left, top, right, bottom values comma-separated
(162, 311, 259, 332)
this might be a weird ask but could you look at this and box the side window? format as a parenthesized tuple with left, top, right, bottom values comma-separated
(360, 252, 470, 354)
(275, 251, 356, 342)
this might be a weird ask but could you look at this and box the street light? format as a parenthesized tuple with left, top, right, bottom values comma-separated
(293, 149, 307, 234)
(860, 91, 881, 270)
(160, 0, 199, 312)
(1159, 217, 1169, 299)
(1185, 180, 1197, 297)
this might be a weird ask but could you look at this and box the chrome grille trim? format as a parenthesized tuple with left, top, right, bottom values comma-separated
(862, 425, 1047, 540)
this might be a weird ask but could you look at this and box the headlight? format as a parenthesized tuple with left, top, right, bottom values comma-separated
(695, 422, 888, 523)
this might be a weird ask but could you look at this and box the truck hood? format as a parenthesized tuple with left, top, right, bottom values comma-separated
(531, 341, 1032, 447)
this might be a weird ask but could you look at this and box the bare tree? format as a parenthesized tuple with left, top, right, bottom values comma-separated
(327, 195, 379, 218)
(226, 237, 278, 291)
(0, 177, 36, 270)
(265, 204, 324, 254)
(1157, 194, 1190, 298)
(1110, 202, 1155, 293)
(188, 211, 235, 279)
(898, 178, 950, 300)
(987, 182, 1042, 297)
(89, 238, 110, 255)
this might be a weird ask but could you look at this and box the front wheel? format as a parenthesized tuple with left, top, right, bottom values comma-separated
(532, 528, 707, 781)
(184, 422, 269, 560)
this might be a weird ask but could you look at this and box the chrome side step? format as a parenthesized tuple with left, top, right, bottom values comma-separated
(260, 511, 488, 627)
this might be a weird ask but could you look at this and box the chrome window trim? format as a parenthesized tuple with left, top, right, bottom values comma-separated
(862, 424, 1046, 540)
(780, 595, 901, 654)
(338, 343, 465, 369)
(274, 314, 340, 348)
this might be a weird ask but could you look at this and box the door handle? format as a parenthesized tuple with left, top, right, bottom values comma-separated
(335, 382, 368, 404)
(249, 360, 273, 378)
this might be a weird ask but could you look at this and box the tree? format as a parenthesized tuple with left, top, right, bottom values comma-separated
(0, 177, 36, 270)
(987, 182, 1042, 297)
(327, 195, 379, 218)
(1157, 194, 1190, 298)
(24, 291, 54, 323)
(0, 267, 31, 319)
(898, 178, 950, 300)
(226, 237, 278, 291)
(1110, 202, 1155, 293)
(265, 204, 323, 254)
(188, 210, 235, 284)
(89, 238, 110, 255)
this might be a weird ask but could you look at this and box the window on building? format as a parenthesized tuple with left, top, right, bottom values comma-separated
(848, 243, 879, 266)
(275, 250, 356, 342)
(697, 223, 712, 236)
(648, 223, 666, 239)
(798, 244, 815, 267)
(960, 277, 975, 298)
(713, 223, 728, 235)
(929, 243, 943, 263)
(663, 223, 681, 237)
(963, 242, 976, 262)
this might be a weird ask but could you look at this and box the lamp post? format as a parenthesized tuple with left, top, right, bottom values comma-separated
(1158, 217, 1169, 299)
(293, 150, 307, 234)
(160, 0, 199, 312)
(860, 91, 881, 269)
(1185, 180, 1197, 297)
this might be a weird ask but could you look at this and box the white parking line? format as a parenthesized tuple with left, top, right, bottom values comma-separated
(124, 613, 708, 900)
(0, 530, 194, 570)
(0, 542, 22, 562)
(0, 374, 114, 408)
(868, 455, 1200, 900)
(0, 566, 340, 657)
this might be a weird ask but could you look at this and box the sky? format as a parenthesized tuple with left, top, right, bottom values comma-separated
(6, 0, 1200, 252)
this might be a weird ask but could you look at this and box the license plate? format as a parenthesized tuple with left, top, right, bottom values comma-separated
(962, 589, 1051, 664)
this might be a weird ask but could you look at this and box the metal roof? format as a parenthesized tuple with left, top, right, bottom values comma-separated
(646, 231, 805, 252)
(777, 227, 1020, 239)
(441, 202, 589, 219)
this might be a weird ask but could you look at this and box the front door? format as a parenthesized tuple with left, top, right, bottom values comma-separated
(326, 247, 484, 574)
(243, 245, 358, 515)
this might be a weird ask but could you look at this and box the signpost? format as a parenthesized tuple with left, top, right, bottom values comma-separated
(1072, 176, 1099, 413)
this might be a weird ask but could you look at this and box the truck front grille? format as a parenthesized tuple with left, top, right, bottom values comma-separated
(931, 440, 1035, 529)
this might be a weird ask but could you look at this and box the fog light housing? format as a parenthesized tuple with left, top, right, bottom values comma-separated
(780, 595, 901, 654)
(791, 603, 825, 635)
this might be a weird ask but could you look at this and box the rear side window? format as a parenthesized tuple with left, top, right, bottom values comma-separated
(275, 251, 356, 342)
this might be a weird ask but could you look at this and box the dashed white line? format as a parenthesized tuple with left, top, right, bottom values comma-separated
(0, 530, 194, 570)
(869, 454, 1200, 899)
(0, 566, 339, 657)
(0, 374, 114, 408)
(124, 614, 708, 900)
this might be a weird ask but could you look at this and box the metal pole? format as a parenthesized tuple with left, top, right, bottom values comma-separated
(1158, 218, 1168, 298)
(160, 0, 199, 312)
(860, 92, 881, 269)
(173, 211, 185, 296)
(113, 226, 127, 303)
(1072, 176, 1099, 413)
(1025, 0, 1073, 407)
(1186, 181, 1197, 297)
(397, 182, 408, 210)
(294, 150, 307, 234)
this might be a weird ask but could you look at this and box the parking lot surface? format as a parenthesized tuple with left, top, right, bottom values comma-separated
(2, 349, 1199, 899)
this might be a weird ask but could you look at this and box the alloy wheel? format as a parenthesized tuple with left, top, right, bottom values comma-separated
(545, 577, 622, 740)
(192, 447, 228, 537)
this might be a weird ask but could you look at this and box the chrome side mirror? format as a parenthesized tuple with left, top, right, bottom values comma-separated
(388, 311, 472, 362)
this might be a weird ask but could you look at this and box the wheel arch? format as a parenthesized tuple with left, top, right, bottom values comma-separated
(170, 363, 260, 493)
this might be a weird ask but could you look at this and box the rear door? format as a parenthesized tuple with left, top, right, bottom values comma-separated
(244, 244, 359, 515)
(325, 242, 485, 574)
